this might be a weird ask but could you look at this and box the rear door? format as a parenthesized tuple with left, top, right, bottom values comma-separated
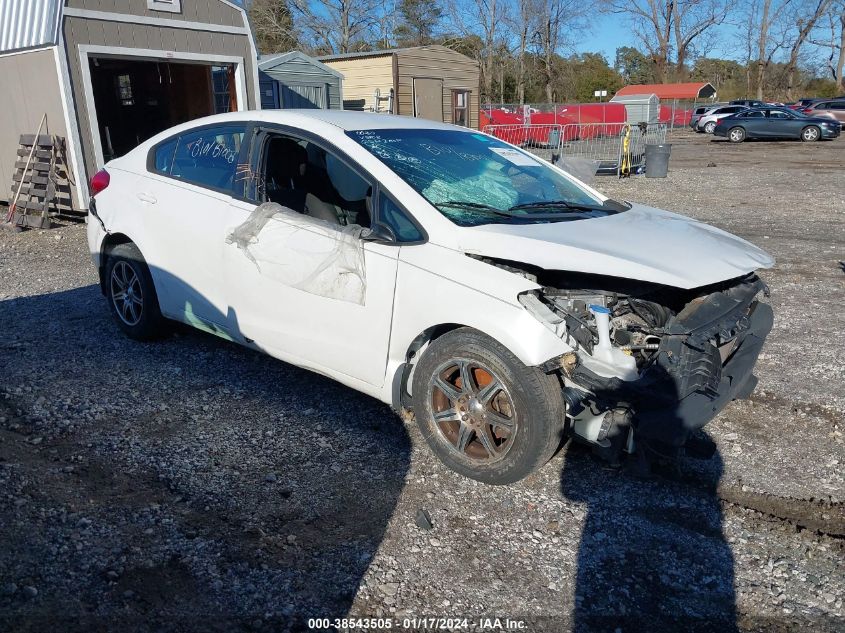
(739, 110, 766, 136)
(141, 123, 248, 335)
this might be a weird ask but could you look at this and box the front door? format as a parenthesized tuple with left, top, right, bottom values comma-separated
(223, 199, 399, 386)
(222, 130, 399, 387)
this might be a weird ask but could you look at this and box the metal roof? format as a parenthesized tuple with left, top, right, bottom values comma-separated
(609, 93, 659, 104)
(317, 44, 456, 62)
(615, 82, 717, 100)
(0, 0, 62, 54)
(259, 50, 344, 78)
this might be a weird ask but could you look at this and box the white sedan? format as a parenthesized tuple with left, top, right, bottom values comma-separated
(696, 105, 748, 133)
(87, 110, 774, 484)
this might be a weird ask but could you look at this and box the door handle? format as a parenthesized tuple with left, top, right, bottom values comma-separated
(137, 192, 157, 204)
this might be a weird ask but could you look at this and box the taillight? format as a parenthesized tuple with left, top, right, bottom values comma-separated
(90, 169, 110, 197)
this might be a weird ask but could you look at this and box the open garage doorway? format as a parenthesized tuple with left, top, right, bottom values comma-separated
(88, 57, 238, 162)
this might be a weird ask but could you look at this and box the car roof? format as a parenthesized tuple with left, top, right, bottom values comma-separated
(189, 109, 463, 132)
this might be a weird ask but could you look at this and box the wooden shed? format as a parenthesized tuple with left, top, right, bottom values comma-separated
(0, 0, 259, 210)
(318, 45, 480, 129)
(258, 51, 344, 110)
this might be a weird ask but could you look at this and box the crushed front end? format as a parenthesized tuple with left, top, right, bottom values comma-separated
(510, 262, 773, 460)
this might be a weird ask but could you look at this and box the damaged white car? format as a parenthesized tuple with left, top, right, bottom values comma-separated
(87, 110, 774, 484)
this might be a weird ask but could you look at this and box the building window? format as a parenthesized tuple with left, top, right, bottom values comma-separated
(212, 66, 237, 113)
(116, 74, 134, 106)
(147, 0, 181, 13)
(452, 90, 470, 127)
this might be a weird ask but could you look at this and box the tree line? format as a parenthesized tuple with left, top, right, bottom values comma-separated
(246, 0, 845, 103)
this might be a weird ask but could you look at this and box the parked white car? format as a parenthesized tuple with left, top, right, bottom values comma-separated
(87, 111, 774, 484)
(696, 105, 748, 133)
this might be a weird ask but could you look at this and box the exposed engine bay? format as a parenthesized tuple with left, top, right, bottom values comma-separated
(476, 256, 774, 463)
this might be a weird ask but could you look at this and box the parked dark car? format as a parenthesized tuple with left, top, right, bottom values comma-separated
(713, 107, 841, 142)
(730, 99, 766, 108)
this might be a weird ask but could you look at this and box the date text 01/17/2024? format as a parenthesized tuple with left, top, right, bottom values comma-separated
(306, 617, 528, 630)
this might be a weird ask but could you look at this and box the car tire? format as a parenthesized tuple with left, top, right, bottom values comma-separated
(104, 242, 167, 341)
(704, 121, 716, 134)
(801, 126, 820, 142)
(728, 127, 746, 143)
(411, 327, 565, 485)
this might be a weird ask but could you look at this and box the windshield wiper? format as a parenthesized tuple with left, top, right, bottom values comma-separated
(509, 200, 607, 213)
(435, 200, 521, 219)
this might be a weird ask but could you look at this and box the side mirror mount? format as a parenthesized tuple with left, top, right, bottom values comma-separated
(362, 223, 397, 244)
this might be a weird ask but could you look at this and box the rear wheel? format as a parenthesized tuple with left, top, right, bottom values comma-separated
(104, 242, 167, 341)
(728, 127, 746, 143)
(704, 121, 716, 134)
(411, 328, 564, 484)
(801, 126, 820, 142)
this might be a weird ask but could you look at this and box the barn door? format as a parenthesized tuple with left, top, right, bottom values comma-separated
(413, 78, 444, 121)
(280, 84, 326, 109)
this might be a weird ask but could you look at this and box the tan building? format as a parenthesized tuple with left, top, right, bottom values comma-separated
(0, 0, 259, 210)
(319, 46, 480, 129)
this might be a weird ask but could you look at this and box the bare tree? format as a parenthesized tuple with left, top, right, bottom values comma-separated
(533, 0, 585, 101)
(810, 0, 845, 92)
(671, 0, 731, 75)
(509, 0, 538, 104)
(783, 0, 833, 99)
(446, 0, 507, 102)
(602, 0, 728, 83)
(291, 0, 383, 54)
(749, 0, 793, 100)
(248, 0, 298, 54)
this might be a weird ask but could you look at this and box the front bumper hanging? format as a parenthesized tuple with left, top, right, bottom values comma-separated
(566, 276, 773, 446)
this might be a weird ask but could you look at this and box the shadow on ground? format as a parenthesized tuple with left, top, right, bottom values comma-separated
(0, 285, 410, 632)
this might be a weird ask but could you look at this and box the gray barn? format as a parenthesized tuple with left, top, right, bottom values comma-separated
(0, 0, 259, 210)
(258, 51, 343, 110)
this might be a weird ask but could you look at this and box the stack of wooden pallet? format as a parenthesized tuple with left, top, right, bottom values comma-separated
(7, 134, 73, 230)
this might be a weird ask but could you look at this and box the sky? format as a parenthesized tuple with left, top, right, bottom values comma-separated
(570, 13, 637, 62)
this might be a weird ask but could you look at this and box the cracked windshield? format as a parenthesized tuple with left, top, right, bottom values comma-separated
(348, 129, 622, 226)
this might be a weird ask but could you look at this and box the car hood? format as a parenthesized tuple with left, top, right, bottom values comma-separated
(455, 203, 774, 289)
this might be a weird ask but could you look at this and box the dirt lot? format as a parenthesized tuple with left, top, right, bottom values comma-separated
(0, 131, 843, 632)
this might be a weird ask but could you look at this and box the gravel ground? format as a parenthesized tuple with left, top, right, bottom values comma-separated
(0, 131, 843, 632)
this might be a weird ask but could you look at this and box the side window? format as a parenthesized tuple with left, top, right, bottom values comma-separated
(154, 138, 178, 173)
(746, 111, 764, 118)
(169, 125, 245, 192)
(832, 102, 845, 110)
(260, 133, 373, 228)
(378, 194, 424, 243)
(452, 90, 470, 127)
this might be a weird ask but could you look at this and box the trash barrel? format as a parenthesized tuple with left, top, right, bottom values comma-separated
(645, 143, 671, 178)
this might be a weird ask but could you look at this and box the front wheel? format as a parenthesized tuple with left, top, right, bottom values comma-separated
(728, 127, 746, 143)
(801, 126, 820, 142)
(704, 121, 716, 134)
(411, 328, 565, 484)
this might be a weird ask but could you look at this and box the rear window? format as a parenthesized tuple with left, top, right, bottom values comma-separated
(150, 124, 246, 193)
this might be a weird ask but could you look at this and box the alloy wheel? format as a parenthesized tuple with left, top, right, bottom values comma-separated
(802, 127, 819, 141)
(430, 359, 516, 463)
(110, 261, 144, 326)
(729, 128, 745, 142)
